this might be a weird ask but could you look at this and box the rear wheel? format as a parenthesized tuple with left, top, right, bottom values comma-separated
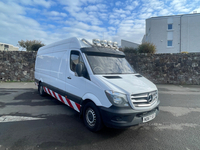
(83, 102, 103, 132)
(38, 83, 46, 96)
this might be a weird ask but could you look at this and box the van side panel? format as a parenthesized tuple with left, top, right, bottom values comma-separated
(50, 51, 66, 78)
(58, 52, 68, 82)
(35, 53, 52, 85)
(49, 51, 67, 91)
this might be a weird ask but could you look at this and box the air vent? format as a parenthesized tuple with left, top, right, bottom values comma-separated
(103, 76, 121, 79)
(135, 74, 142, 77)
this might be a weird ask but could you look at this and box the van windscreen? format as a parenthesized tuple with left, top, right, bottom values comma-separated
(86, 55, 135, 74)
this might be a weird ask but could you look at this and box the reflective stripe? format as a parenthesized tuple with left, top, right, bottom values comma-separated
(71, 101, 80, 112)
(61, 95, 67, 104)
(43, 87, 81, 112)
(65, 97, 73, 108)
(52, 91, 58, 99)
(55, 93, 61, 101)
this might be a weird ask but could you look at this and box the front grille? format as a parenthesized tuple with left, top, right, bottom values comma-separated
(131, 91, 158, 107)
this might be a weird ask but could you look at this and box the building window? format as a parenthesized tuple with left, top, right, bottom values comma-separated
(4, 45, 9, 51)
(167, 40, 173, 46)
(168, 24, 173, 30)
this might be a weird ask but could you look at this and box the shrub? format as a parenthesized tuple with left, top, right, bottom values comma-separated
(138, 42, 156, 54)
(123, 47, 138, 54)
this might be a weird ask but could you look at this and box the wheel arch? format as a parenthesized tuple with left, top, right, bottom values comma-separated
(80, 93, 102, 115)
(82, 93, 102, 106)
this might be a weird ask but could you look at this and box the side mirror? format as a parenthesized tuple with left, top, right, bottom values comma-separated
(75, 63, 85, 77)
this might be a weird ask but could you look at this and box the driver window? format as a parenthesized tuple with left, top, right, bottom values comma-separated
(70, 51, 80, 72)
(70, 51, 90, 80)
(70, 51, 86, 72)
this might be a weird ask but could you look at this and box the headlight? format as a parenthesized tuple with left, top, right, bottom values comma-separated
(151, 91, 158, 102)
(105, 90, 129, 107)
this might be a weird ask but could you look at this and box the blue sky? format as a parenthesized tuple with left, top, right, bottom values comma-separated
(1, 0, 200, 48)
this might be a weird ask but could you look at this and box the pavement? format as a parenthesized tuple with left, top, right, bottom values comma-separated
(0, 82, 200, 150)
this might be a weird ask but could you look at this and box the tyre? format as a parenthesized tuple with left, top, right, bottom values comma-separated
(83, 102, 103, 132)
(38, 83, 46, 96)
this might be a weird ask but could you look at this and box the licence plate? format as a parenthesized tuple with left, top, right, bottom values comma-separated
(143, 113, 156, 123)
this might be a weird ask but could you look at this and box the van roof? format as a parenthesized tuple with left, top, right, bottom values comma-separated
(37, 37, 92, 55)
(37, 37, 125, 57)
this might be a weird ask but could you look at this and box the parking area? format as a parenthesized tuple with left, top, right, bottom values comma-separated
(0, 82, 200, 150)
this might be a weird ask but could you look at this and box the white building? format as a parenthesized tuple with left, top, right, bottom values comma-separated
(121, 39, 139, 49)
(142, 13, 200, 53)
(0, 42, 19, 51)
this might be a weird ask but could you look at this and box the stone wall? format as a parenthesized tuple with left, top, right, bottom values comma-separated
(0, 51, 200, 84)
(125, 53, 200, 84)
(0, 51, 36, 82)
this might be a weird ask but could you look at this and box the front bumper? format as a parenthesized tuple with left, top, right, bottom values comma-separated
(99, 101, 160, 128)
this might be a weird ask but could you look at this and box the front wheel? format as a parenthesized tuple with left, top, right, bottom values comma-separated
(83, 102, 103, 132)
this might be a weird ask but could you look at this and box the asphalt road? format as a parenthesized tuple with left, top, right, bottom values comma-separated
(0, 82, 200, 150)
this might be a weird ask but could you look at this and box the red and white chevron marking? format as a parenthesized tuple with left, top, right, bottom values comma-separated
(43, 87, 81, 112)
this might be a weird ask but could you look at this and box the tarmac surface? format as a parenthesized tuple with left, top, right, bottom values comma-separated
(0, 82, 200, 150)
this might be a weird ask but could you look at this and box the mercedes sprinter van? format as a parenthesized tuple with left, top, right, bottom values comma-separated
(35, 37, 160, 132)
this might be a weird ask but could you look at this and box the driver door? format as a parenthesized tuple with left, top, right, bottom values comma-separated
(65, 50, 88, 103)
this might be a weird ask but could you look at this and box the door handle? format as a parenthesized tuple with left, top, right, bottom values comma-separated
(67, 76, 71, 79)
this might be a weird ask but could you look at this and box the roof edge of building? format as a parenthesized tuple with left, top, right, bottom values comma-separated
(121, 39, 140, 45)
(0, 42, 19, 48)
(146, 12, 200, 20)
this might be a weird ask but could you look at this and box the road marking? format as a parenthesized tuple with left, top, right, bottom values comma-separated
(136, 123, 199, 131)
(0, 116, 45, 123)
(155, 123, 199, 131)
(160, 106, 200, 117)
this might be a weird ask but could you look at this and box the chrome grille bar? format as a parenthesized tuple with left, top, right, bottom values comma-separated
(131, 91, 158, 107)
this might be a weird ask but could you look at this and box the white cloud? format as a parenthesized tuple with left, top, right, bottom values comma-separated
(115, 1, 122, 6)
(170, 0, 190, 12)
(98, 13, 108, 20)
(139, 12, 153, 19)
(125, 1, 139, 11)
(43, 10, 67, 17)
(109, 19, 121, 25)
(0, 1, 25, 15)
(96, 4, 107, 12)
(1, 0, 200, 48)
(108, 27, 116, 31)
(51, 11, 67, 17)
(84, 5, 98, 11)
(192, 7, 200, 13)
(61, 0, 104, 25)
(120, 14, 127, 18)
(18, 0, 54, 8)
(158, 9, 172, 16)
(113, 8, 131, 14)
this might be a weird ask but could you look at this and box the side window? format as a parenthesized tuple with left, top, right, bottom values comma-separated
(70, 51, 80, 72)
(70, 51, 90, 80)
(70, 51, 90, 79)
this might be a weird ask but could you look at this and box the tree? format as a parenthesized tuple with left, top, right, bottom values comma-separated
(31, 43, 45, 51)
(18, 40, 45, 51)
(138, 42, 156, 54)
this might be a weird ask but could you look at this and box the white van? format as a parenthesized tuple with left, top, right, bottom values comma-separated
(35, 37, 160, 132)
